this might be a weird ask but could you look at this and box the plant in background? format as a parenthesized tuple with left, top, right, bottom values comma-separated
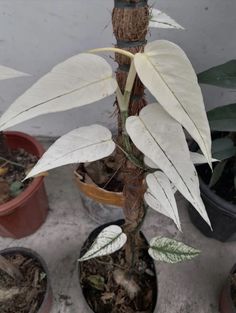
(198, 61, 236, 203)
(0, 38, 214, 267)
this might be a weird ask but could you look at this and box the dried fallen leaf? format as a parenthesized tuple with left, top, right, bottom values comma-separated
(0, 167, 8, 176)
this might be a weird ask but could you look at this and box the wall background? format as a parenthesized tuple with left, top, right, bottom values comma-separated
(0, 0, 235, 136)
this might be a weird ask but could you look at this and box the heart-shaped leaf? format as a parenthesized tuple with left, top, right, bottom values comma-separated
(145, 171, 181, 231)
(126, 103, 211, 228)
(25, 124, 115, 179)
(0, 53, 117, 130)
(134, 40, 212, 166)
(148, 237, 200, 263)
(79, 225, 127, 261)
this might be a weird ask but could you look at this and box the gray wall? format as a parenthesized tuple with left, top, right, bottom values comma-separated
(0, 0, 235, 136)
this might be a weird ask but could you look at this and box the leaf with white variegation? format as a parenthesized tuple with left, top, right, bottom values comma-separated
(134, 40, 212, 166)
(78, 225, 127, 261)
(145, 171, 181, 231)
(149, 9, 184, 30)
(0, 65, 29, 81)
(0, 54, 117, 130)
(25, 124, 115, 179)
(148, 237, 200, 263)
(126, 103, 211, 228)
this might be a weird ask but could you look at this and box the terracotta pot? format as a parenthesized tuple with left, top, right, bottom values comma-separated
(219, 264, 236, 313)
(74, 170, 124, 224)
(0, 131, 49, 238)
(0, 247, 53, 313)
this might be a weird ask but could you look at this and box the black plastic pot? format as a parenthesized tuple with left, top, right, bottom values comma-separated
(219, 264, 236, 313)
(189, 177, 236, 241)
(0, 247, 53, 313)
(78, 220, 158, 313)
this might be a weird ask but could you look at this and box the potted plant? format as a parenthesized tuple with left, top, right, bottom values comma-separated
(0, 65, 49, 239)
(0, 23, 214, 310)
(0, 246, 53, 313)
(188, 60, 236, 242)
(74, 3, 185, 224)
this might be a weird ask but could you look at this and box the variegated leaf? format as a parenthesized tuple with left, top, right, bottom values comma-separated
(78, 225, 127, 261)
(0, 65, 29, 81)
(134, 40, 212, 166)
(145, 171, 181, 230)
(148, 237, 200, 263)
(149, 8, 184, 30)
(25, 124, 115, 179)
(0, 53, 117, 130)
(126, 103, 211, 228)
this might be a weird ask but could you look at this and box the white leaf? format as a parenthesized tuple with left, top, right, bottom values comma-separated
(126, 103, 211, 228)
(0, 65, 29, 81)
(134, 40, 212, 166)
(0, 53, 117, 130)
(149, 9, 184, 30)
(145, 171, 181, 231)
(79, 225, 127, 261)
(190, 152, 218, 165)
(149, 236, 200, 263)
(25, 124, 115, 179)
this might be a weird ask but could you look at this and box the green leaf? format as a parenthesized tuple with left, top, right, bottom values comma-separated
(148, 237, 200, 263)
(86, 275, 105, 291)
(209, 160, 227, 188)
(212, 138, 236, 160)
(207, 103, 236, 132)
(10, 181, 24, 197)
(198, 60, 236, 88)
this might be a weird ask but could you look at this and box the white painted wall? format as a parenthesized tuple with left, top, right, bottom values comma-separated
(0, 0, 235, 136)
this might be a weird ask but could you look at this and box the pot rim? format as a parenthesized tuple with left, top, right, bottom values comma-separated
(0, 131, 45, 216)
(0, 246, 52, 313)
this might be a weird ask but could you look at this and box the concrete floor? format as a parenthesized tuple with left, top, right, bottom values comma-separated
(0, 139, 236, 313)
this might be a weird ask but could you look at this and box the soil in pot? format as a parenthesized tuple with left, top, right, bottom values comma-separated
(0, 148, 38, 205)
(76, 154, 124, 193)
(0, 252, 47, 313)
(79, 221, 157, 313)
